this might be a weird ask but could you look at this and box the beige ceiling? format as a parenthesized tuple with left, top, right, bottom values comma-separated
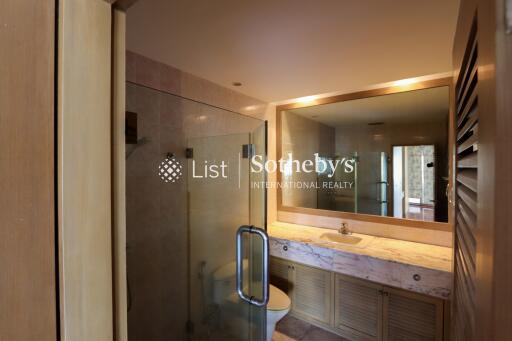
(288, 86, 449, 127)
(127, 0, 459, 102)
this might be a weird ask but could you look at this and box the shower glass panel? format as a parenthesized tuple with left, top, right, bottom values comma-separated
(354, 151, 388, 216)
(248, 122, 268, 340)
(187, 132, 266, 340)
(326, 151, 388, 216)
(126, 82, 267, 341)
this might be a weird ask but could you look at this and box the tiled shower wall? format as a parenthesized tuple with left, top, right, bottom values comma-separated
(281, 110, 335, 209)
(127, 51, 267, 119)
(125, 51, 267, 341)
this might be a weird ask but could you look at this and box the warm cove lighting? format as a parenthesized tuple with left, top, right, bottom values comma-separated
(296, 95, 318, 104)
(393, 78, 417, 87)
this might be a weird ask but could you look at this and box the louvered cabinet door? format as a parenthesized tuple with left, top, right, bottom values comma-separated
(290, 263, 332, 326)
(383, 288, 443, 341)
(334, 274, 383, 341)
(269, 256, 293, 294)
(453, 15, 477, 341)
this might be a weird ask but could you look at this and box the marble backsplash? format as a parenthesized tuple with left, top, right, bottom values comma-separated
(268, 222, 452, 299)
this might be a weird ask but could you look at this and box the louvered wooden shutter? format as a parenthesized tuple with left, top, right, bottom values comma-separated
(384, 289, 443, 341)
(291, 263, 332, 325)
(453, 16, 478, 341)
(334, 274, 382, 341)
(269, 256, 292, 294)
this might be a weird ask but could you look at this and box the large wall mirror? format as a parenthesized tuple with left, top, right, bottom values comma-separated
(277, 79, 453, 229)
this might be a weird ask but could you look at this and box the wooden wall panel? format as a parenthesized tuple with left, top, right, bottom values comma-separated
(476, 0, 512, 339)
(0, 1, 57, 340)
(491, 0, 512, 337)
(57, 0, 113, 340)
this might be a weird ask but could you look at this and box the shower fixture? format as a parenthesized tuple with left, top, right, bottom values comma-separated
(125, 137, 149, 160)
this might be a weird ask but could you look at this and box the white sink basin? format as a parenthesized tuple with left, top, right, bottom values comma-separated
(319, 232, 372, 248)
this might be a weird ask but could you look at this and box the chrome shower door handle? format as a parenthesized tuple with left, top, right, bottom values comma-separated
(236, 225, 269, 307)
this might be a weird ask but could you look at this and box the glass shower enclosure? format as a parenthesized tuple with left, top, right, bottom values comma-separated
(126, 82, 268, 341)
(326, 151, 388, 216)
(187, 128, 268, 340)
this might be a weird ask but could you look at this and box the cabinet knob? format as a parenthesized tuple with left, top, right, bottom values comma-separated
(283, 245, 288, 251)
(413, 274, 421, 281)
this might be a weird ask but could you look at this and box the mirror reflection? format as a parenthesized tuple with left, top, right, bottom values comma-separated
(280, 86, 449, 222)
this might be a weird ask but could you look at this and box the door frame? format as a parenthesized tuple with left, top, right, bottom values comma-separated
(390, 144, 438, 222)
(109, 2, 138, 340)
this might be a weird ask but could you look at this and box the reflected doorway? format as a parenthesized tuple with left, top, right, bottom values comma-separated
(392, 145, 435, 222)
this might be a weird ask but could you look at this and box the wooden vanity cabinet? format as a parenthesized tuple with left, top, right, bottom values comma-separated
(270, 257, 446, 341)
(269, 257, 293, 294)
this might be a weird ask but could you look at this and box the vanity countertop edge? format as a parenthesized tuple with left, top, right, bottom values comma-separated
(268, 222, 453, 300)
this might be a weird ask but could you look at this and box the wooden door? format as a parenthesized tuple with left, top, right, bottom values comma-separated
(334, 274, 383, 341)
(0, 1, 57, 340)
(452, 0, 512, 340)
(452, 10, 478, 341)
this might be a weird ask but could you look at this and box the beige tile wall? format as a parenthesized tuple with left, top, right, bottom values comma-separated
(127, 51, 268, 119)
(281, 111, 335, 208)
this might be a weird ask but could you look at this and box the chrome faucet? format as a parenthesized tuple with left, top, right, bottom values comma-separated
(338, 222, 351, 235)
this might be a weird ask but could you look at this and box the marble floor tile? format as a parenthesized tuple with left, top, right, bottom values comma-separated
(302, 326, 346, 341)
(273, 316, 346, 341)
(274, 316, 311, 340)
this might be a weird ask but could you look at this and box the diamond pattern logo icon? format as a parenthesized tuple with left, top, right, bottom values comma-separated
(158, 154, 183, 183)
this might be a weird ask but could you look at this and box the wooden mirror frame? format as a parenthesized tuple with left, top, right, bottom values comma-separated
(276, 77, 454, 231)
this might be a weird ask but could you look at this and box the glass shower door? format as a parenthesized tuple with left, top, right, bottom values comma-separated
(187, 122, 267, 340)
(355, 151, 388, 216)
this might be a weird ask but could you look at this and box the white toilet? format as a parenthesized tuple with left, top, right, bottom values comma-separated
(212, 261, 291, 340)
(266, 284, 291, 340)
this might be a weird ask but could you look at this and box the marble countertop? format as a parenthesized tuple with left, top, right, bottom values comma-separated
(268, 222, 453, 299)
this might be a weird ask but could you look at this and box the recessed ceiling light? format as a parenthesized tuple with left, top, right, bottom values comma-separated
(232, 82, 242, 87)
